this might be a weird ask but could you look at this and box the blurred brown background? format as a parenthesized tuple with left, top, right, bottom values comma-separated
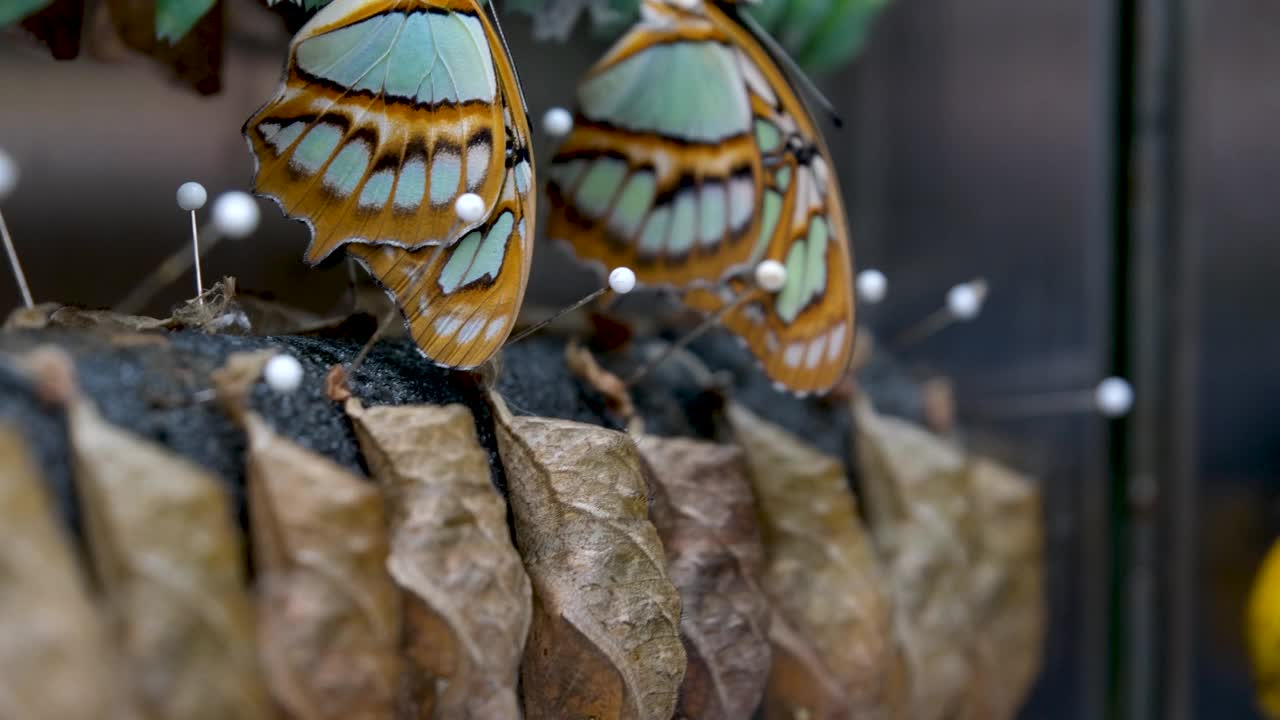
(1, 0, 1277, 717)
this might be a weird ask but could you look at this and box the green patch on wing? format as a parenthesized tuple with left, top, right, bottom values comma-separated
(775, 215, 829, 323)
(0, 0, 53, 25)
(579, 41, 751, 143)
(439, 211, 516, 292)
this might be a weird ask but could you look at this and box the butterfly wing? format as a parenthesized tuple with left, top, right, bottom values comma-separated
(545, 7, 770, 288)
(682, 149, 855, 395)
(345, 144, 534, 367)
(548, 0, 854, 394)
(244, 0, 535, 368)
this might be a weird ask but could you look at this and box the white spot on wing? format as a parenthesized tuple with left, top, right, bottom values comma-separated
(466, 139, 490, 191)
(434, 314, 463, 337)
(458, 317, 486, 344)
(805, 335, 828, 370)
(828, 323, 848, 361)
(728, 175, 754, 232)
(784, 342, 804, 368)
(484, 317, 507, 341)
(429, 150, 462, 206)
(811, 156, 830, 197)
(737, 49, 777, 106)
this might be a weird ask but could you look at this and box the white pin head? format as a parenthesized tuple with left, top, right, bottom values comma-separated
(542, 107, 574, 138)
(1094, 377, 1134, 418)
(264, 354, 304, 394)
(455, 192, 485, 223)
(176, 181, 207, 212)
(856, 269, 888, 304)
(754, 259, 788, 293)
(0, 147, 17, 200)
(211, 191, 261, 239)
(946, 280, 986, 320)
(608, 266, 636, 294)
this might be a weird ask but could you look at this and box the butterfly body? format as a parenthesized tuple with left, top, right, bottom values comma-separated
(245, 0, 535, 369)
(547, 0, 855, 395)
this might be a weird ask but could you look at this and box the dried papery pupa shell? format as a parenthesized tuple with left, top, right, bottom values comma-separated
(636, 435, 772, 720)
(348, 399, 531, 719)
(241, 409, 399, 720)
(853, 398, 975, 720)
(727, 402, 906, 720)
(67, 395, 270, 719)
(961, 456, 1045, 720)
(492, 398, 686, 720)
(0, 424, 137, 720)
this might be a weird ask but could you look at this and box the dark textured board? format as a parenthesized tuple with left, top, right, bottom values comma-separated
(0, 330, 506, 539)
(0, 326, 920, 545)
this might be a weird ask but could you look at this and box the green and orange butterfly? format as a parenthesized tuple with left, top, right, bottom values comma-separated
(244, 0, 535, 369)
(547, 0, 857, 395)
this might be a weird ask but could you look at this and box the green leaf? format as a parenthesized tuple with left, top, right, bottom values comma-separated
(746, 0, 789, 34)
(0, 0, 54, 26)
(798, 0, 889, 73)
(776, 0, 832, 53)
(155, 0, 217, 44)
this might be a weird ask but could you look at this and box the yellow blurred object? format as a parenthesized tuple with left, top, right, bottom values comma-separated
(1248, 538, 1280, 719)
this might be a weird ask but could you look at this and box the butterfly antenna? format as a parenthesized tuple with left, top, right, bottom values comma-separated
(735, 10, 844, 129)
(484, 0, 530, 108)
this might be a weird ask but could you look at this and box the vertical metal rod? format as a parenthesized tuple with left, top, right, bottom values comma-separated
(1106, 0, 1198, 716)
(1092, 0, 1136, 715)
(1129, 0, 1198, 717)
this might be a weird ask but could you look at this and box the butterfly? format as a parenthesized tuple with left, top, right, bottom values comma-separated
(546, 0, 855, 395)
(244, 0, 535, 369)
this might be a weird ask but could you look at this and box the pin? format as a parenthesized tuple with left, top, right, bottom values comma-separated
(505, 266, 637, 346)
(624, 260, 784, 386)
(211, 190, 260, 240)
(0, 147, 33, 309)
(116, 189, 261, 314)
(455, 192, 486, 223)
(976, 376, 1135, 419)
(891, 278, 987, 350)
(264, 353, 304, 394)
(542, 107, 574, 138)
(856, 268, 888, 305)
(176, 181, 208, 303)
